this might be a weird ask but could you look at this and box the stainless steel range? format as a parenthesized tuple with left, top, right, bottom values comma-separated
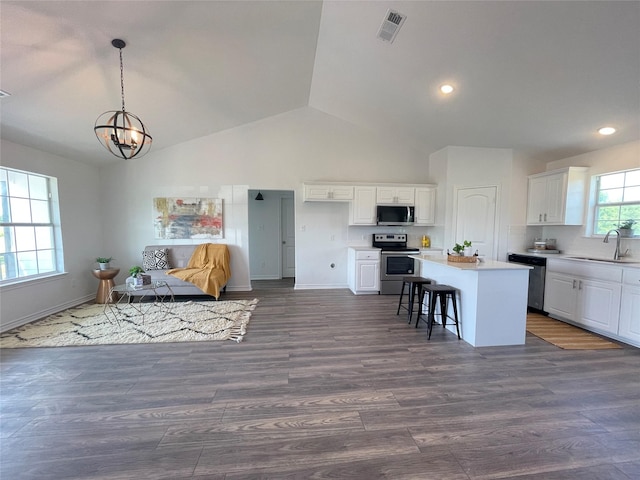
(372, 234, 420, 295)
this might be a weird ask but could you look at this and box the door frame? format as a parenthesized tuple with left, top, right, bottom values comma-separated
(247, 189, 295, 281)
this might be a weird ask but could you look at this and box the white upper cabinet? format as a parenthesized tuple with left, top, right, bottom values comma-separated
(376, 186, 414, 205)
(526, 167, 588, 225)
(349, 186, 377, 225)
(303, 184, 354, 202)
(414, 186, 436, 225)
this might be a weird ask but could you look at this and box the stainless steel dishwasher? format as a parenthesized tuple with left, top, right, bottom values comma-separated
(507, 253, 547, 313)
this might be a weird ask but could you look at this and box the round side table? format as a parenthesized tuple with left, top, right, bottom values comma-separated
(91, 268, 120, 304)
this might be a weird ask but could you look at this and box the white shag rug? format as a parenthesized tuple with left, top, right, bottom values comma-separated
(0, 299, 258, 348)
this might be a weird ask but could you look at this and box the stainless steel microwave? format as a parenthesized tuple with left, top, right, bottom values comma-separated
(376, 205, 415, 226)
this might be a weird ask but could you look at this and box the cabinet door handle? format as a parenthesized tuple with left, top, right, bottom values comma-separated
(544, 213, 547, 222)
(539, 214, 542, 222)
(573, 279, 577, 289)
(578, 280, 582, 290)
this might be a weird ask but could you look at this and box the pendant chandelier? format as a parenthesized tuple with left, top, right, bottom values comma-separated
(94, 39, 152, 160)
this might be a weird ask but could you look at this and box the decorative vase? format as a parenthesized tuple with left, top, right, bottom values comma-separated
(98, 262, 110, 270)
(619, 228, 633, 238)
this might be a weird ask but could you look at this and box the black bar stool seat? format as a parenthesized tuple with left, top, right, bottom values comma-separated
(416, 284, 461, 340)
(396, 276, 432, 324)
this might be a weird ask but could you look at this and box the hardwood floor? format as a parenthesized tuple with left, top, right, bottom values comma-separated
(1, 283, 639, 479)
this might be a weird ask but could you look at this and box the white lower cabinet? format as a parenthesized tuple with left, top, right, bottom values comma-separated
(348, 248, 380, 295)
(545, 259, 626, 341)
(545, 272, 578, 321)
(619, 268, 640, 346)
(578, 278, 621, 335)
(545, 272, 622, 334)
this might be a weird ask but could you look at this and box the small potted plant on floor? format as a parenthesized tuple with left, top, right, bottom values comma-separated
(618, 220, 636, 237)
(96, 257, 113, 270)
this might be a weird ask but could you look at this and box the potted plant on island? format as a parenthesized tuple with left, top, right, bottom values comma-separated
(452, 240, 472, 256)
(618, 220, 636, 238)
(448, 240, 478, 263)
(96, 257, 113, 270)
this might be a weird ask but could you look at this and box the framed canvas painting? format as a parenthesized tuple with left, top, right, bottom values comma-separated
(153, 197, 223, 239)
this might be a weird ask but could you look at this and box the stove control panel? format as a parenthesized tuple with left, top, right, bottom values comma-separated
(373, 233, 407, 243)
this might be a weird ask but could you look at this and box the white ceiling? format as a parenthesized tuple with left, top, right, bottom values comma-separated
(1, 1, 639, 166)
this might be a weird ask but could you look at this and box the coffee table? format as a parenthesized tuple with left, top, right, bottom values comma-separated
(104, 281, 175, 323)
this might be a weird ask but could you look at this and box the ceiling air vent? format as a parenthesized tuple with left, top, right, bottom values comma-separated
(377, 9, 406, 43)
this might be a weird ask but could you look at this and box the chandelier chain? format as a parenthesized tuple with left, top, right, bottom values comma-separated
(119, 47, 126, 112)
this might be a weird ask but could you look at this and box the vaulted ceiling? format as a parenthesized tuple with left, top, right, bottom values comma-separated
(2, 1, 638, 166)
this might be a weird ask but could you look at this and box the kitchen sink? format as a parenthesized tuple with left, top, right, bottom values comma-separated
(567, 256, 640, 264)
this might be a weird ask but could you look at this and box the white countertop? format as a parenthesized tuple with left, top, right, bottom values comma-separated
(411, 255, 532, 271)
(509, 251, 640, 269)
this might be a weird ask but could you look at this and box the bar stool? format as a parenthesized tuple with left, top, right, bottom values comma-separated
(416, 284, 461, 340)
(396, 276, 432, 324)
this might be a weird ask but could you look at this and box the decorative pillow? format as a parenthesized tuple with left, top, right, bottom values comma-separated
(142, 248, 170, 270)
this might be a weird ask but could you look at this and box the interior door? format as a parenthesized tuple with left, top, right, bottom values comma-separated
(281, 196, 296, 278)
(454, 186, 497, 258)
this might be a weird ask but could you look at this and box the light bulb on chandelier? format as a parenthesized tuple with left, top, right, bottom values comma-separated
(94, 39, 152, 160)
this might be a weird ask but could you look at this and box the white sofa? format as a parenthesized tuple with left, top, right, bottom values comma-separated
(129, 245, 225, 298)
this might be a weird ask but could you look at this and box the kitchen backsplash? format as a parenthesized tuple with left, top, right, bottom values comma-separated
(538, 225, 637, 260)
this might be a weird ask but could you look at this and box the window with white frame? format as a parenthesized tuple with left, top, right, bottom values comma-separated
(0, 167, 62, 282)
(593, 169, 640, 235)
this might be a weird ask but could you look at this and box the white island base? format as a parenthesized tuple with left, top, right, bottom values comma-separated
(411, 255, 532, 347)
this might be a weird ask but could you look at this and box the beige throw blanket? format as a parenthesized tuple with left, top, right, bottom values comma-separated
(167, 243, 231, 299)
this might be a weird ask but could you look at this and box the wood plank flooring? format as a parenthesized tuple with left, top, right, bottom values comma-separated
(2, 282, 639, 479)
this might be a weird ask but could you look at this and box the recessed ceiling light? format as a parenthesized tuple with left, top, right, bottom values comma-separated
(598, 126, 616, 135)
(440, 84, 454, 94)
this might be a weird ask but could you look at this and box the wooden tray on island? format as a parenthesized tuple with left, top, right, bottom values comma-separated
(447, 254, 478, 263)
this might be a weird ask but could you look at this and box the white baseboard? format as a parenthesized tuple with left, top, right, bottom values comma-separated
(224, 285, 253, 292)
(294, 284, 350, 290)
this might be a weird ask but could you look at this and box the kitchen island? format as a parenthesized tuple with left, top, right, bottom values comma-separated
(410, 255, 532, 347)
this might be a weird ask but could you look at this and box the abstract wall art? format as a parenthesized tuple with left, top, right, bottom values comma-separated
(153, 197, 223, 239)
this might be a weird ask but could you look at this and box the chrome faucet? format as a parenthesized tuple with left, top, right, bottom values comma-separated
(603, 229, 623, 260)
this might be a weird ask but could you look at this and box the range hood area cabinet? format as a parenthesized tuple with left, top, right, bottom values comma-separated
(303, 182, 437, 226)
(348, 185, 436, 226)
(376, 186, 414, 205)
(526, 167, 588, 225)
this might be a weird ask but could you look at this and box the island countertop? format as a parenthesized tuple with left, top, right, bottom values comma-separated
(410, 255, 532, 271)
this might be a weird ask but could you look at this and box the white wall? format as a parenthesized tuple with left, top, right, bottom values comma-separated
(97, 107, 430, 291)
(0, 140, 102, 330)
(428, 146, 516, 261)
